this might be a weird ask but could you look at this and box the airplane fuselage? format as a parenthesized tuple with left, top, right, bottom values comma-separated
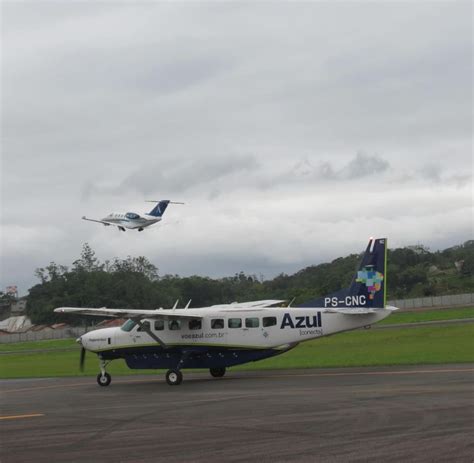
(80, 306, 393, 370)
(102, 212, 161, 230)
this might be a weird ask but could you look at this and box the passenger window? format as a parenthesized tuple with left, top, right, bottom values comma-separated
(137, 321, 151, 332)
(228, 318, 242, 328)
(245, 318, 259, 328)
(168, 319, 181, 330)
(263, 317, 277, 327)
(211, 319, 224, 329)
(154, 319, 164, 331)
(189, 319, 202, 330)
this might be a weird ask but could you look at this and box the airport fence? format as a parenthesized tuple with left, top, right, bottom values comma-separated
(0, 327, 88, 344)
(387, 293, 474, 311)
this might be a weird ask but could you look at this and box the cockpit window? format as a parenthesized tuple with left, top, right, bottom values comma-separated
(121, 319, 137, 332)
(125, 212, 140, 220)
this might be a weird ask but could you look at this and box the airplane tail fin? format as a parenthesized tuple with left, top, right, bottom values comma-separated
(147, 200, 170, 217)
(298, 238, 388, 310)
(146, 200, 184, 217)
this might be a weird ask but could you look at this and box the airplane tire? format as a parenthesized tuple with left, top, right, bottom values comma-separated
(97, 372, 112, 387)
(210, 367, 226, 378)
(166, 369, 183, 386)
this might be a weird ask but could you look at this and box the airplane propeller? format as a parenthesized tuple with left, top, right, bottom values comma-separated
(79, 346, 86, 372)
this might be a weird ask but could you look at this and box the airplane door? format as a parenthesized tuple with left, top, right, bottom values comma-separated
(131, 321, 152, 345)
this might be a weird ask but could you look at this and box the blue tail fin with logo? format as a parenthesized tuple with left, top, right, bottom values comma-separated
(147, 200, 170, 217)
(298, 238, 387, 310)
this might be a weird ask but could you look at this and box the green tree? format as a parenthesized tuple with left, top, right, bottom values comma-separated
(72, 243, 102, 272)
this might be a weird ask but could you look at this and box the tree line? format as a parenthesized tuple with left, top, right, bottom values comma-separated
(26, 240, 474, 324)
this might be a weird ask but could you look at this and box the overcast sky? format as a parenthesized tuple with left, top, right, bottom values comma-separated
(1, 1, 472, 295)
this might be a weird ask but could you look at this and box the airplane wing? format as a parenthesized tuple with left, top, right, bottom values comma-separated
(241, 299, 287, 307)
(54, 307, 203, 319)
(82, 216, 112, 226)
(210, 299, 286, 309)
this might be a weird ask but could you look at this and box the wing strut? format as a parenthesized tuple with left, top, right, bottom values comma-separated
(134, 319, 168, 349)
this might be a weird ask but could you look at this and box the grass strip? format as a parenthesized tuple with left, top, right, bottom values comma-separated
(0, 339, 76, 352)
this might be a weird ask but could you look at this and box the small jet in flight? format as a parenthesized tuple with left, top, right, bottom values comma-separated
(82, 200, 184, 232)
(56, 238, 396, 386)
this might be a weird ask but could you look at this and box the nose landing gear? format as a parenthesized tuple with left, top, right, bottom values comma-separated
(97, 358, 112, 387)
(97, 372, 112, 387)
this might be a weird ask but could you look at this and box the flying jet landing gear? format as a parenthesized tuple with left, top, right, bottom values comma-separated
(119, 226, 126, 232)
(97, 359, 112, 387)
(166, 369, 183, 386)
(210, 367, 226, 378)
(138, 228, 144, 232)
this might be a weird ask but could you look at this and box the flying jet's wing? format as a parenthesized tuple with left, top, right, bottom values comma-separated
(55, 307, 203, 319)
(82, 216, 112, 226)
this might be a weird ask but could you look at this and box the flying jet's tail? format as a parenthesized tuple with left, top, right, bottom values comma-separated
(147, 200, 171, 217)
(298, 238, 388, 310)
(146, 200, 185, 217)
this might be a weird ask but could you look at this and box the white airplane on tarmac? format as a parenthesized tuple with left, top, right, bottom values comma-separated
(82, 200, 184, 232)
(55, 238, 396, 386)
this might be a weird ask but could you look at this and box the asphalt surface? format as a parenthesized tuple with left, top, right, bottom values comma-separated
(0, 365, 473, 463)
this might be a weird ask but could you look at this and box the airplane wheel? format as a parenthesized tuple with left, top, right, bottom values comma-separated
(210, 367, 226, 378)
(166, 369, 183, 386)
(97, 372, 112, 387)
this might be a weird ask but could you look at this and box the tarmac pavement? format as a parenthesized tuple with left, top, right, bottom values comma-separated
(1, 364, 473, 462)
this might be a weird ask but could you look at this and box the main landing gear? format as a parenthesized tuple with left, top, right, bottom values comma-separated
(164, 367, 226, 385)
(138, 227, 144, 232)
(210, 367, 226, 378)
(165, 369, 183, 386)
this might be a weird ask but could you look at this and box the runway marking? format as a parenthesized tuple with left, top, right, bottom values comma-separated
(2, 367, 473, 393)
(0, 413, 44, 421)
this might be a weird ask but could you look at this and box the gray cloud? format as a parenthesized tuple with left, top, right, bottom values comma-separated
(290, 152, 390, 182)
(82, 154, 260, 199)
(1, 2, 472, 294)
